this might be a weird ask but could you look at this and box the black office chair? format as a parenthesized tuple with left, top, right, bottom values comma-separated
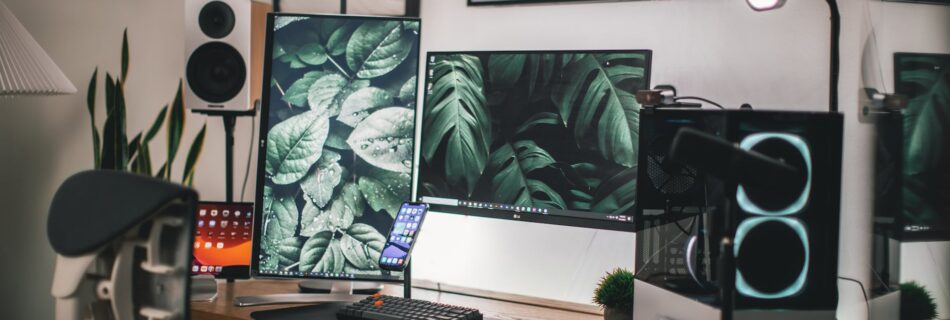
(48, 170, 198, 320)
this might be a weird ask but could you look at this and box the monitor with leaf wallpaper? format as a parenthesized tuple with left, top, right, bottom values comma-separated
(252, 13, 420, 281)
(894, 52, 950, 241)
(417, 51, 651, 231)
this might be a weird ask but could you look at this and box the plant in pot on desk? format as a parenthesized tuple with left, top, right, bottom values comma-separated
(85, 29, 207, 182)
(594, 268, 634, 320)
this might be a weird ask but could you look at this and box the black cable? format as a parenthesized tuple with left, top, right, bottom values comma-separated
(827, 0, 840, 112)
(240, 110, 257, 201)
(674, 96, 725, 109)
(272, 0, 280, 12)
(838, 276, 870, 319)
(340, 0, 347, 14)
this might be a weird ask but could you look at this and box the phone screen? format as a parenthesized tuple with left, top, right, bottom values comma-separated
(379, 202, 429, 271)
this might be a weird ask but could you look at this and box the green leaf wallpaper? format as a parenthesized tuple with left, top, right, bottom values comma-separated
(895, 54, 950, 238)
(259, 15, 419, 278)
(419, 51, 650, 215)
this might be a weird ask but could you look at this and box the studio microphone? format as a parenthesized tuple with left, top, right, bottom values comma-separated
(669, 127, 803, 193)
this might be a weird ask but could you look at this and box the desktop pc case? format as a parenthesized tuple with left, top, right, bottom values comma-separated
(634, 109, 842, 317)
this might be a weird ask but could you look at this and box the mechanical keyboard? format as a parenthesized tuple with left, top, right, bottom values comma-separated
(337, 294, 483, 320)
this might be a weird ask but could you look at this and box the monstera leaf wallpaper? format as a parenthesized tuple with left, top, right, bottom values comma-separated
(895, 53, 950, 239)
(259, 16, 419, 277)
(419, 51, 650, 215)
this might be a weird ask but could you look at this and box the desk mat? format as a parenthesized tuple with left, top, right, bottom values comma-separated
(250, 302, 349, 320)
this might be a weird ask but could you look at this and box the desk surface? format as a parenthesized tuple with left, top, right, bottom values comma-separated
(191, 280, 601, 320)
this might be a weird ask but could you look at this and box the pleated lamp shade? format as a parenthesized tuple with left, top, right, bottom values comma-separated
(0, 0, 76, 96)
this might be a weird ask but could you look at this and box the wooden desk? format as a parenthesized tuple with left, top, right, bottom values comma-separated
(191, 280, 601, 320)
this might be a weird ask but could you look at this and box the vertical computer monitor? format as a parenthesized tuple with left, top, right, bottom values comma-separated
(894, 52, 950, 241)
(252, 13, 421, 283)
(416, 50, 651, 232)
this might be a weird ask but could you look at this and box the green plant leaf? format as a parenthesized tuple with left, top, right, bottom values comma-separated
(275, 16, 308, 30)
(102, 76, 129, 171)
(487, 141, 565, 209)
(301, 182, 363, 237)
(571, 162, 602, 190)
(86, 68, 100, 169)
(274, 237, 307, 268)
(421, 55, 491, 195)
(300, 149, 343, 208)
(398, 76, 417, 106)
(182, 124, 207, 187)
(527, 54, 556, 97)
(347, 107, 414, 173)
(300, 233, 345, 273)
(266, 111, 330, 185)
(357, 166, 411, 218)
(488, 54, 526, 89)
(593, 268, 634, 313)
(128, 133, 142, 161)
(327, 22, 359, 56)
(552, 53, 646, 168)
(338, 87, 392, 127)
(283, 71, 327, 107)
(92, 129, 102, 170)
(515, 112, 559, 135)
(155, 163, 167, 178)
(166, 81, 186, 179)
(105, 72, 116, 114)
(402, 21, 419, 33)
(121, 29, 129, 83)
(345, 21, 413, 79)
(262, 185, 300, 242)
(134, 144, 153, 175)
(340, 223, 385, 271)
(325, 120, 353, 150)
(590, 166, 638, 214)
(100, 74, 121, 170)
(146, 105, 168, 142)
(276, 43, 307, 69)
(307, 73, 369, 116)
(300, 201, 351, 238)
(298, 43, 328, 66)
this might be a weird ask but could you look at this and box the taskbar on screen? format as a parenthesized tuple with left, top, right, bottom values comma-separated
(419, 196, 635, 232)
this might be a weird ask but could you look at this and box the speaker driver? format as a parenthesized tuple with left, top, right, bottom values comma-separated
(199, 1, 236, 39)
(186, 42, 246, 104)
(737, 133, 811, 215)
(734, 217, 809, 299)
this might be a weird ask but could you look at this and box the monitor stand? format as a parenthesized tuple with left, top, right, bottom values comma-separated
(298, 280, 383, 294)
(233, 281, 382, 307)
(190, 275, 219, 302)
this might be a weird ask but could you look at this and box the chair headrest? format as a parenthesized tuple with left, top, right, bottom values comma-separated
(47, 170, 198, 256)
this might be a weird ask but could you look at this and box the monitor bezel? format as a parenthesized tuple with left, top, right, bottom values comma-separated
(251, 12, 422, 283)
(416, 49, 653, 233)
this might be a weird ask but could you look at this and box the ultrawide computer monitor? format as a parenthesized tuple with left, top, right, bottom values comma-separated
(416, 50, 652, 231)
(252, 13, 421, 284)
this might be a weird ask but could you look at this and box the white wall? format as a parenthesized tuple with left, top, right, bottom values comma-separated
(408, 1, 950, 319)
(0, 0, 258, 318)
(0, 0, 947, 319)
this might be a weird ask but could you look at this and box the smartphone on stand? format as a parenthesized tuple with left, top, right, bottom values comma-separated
(379, 202, 429, 271)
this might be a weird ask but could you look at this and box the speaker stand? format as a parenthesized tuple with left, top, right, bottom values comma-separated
(191, 100, 258, 204)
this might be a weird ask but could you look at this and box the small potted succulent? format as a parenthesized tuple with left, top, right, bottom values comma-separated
(901, 282, 938, 320)
(593, 268, 634, 320)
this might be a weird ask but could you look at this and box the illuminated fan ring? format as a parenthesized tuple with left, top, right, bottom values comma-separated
(736, 133, 812, 216)
(734, 217, 810, 299)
